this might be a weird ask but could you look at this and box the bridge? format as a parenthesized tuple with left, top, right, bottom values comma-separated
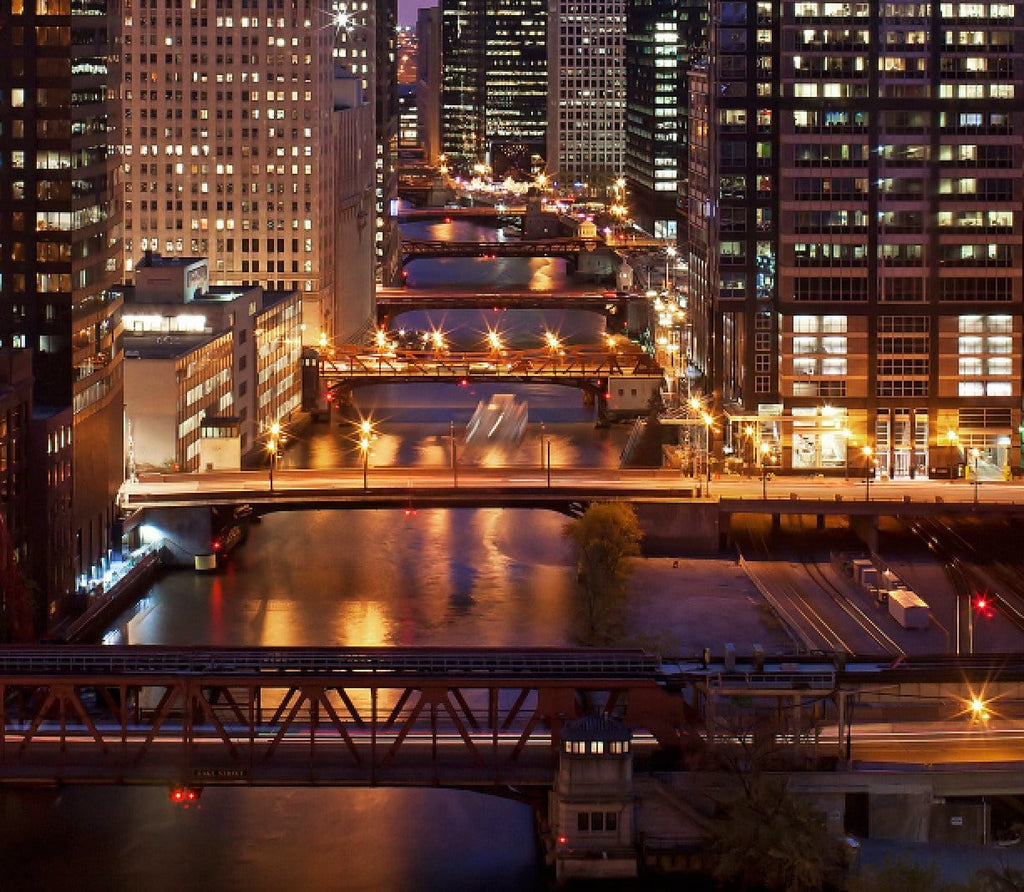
(397, 206, 526, 224)
(400, 237, 603, 265)
(118, 473, 1024, 561)
(1, 646, 1021, 790)
(319, 343, 657, 387)
(375, 288, 642, 326)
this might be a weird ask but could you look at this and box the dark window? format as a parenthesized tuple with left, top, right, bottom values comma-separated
(577, 813, 589, 831)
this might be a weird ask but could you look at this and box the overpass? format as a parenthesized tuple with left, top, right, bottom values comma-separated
(117, 470, 1024, 565)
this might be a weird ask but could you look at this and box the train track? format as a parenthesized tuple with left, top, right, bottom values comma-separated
(905, 517, 1024, 648)
(790, 516, 905, 658)
(733, 516, 860, 655)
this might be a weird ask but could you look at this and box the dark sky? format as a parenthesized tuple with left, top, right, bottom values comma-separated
(398, 0, 434, 26)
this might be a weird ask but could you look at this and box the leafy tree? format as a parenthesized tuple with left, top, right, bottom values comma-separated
(707, 776, 846, 892)
(563, 502, 642, 643)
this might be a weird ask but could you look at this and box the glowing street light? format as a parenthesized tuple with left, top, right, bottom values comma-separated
(665, 245, 677, 290)
(267, 421, 281, 492)
(486, 329, 504, 354)
(356, 418, 374, 490)
(702, 411, 714, 494)
(970, 447, 981, 504)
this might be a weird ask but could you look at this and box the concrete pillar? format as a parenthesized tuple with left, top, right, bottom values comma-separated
(850, 514, 879, 553)
(772, 513, 781, 532)
(817, 514, 826, 530)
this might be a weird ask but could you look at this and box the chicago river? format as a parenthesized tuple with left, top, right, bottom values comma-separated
(0, 220, 639, 890)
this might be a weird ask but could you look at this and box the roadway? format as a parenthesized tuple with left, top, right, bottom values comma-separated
(118, 468, 1024, 511)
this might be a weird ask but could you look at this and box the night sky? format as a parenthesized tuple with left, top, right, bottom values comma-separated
(398, 0, 435, 26)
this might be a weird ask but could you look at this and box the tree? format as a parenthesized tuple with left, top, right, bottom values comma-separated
(563, 502, 642, 643)
(707, 776, 846, 892)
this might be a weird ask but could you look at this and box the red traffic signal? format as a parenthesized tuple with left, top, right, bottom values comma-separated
(973, 594, 995, 619)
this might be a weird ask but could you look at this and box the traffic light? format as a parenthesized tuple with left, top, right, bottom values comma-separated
(973, 594, 995, 619)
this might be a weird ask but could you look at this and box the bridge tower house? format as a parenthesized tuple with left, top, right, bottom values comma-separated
(548, 715, 637, 881)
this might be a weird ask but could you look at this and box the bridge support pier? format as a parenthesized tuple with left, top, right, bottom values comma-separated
(850, 514, 879, 553)
(138, 506, 215, 567)
(817, 514, 826, 530)
(772, 513, 781, 532)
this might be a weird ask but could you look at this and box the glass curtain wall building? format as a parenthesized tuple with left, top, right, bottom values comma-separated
(440, 0, 547, 177)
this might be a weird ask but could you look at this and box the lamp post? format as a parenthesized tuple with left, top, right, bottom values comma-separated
(971, 447, 980, 505)
(760, 441, 772, 500)
(357, 418, 373, 490)
(862, 445, 874, 501)
(665, 245, 677, 290)
(702, 411, 713, 496)
(267, 421, 281, 492)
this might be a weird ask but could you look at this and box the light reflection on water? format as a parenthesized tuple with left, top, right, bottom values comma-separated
(1, 235, 632, 891)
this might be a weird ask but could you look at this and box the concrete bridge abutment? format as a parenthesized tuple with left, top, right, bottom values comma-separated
(850, 514, 879, 553)
(141, 506, 215, 567)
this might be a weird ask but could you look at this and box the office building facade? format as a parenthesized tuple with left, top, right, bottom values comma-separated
(1, 0, 124, 615)
(440, 0, 547, 177)
(547, 0, 626, 192)
(691, 0, 1024, 478)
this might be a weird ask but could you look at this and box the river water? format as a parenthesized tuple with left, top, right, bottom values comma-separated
(0, 225, 638, 890)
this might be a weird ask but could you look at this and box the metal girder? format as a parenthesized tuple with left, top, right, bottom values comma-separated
(0, 671, 688, 787)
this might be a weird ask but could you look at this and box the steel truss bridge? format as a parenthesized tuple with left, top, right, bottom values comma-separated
(1, 647, 1022, 789)
(0, 647, 688, 788)
(375, 289, 640, 324)
(400, 237, 601, 265)
(319, 344, 660, 390)
(397, 206, 526, 224)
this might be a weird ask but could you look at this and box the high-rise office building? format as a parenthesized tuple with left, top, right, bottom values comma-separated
(547, 0, 626, 192)
(335, 0, 401, 286)
(691, 0, 1024, 478)
(440, 0, 547, 177)
(416, 6, 443, 165)
(624, 0, 705, 239)
(118, 0, 384, 340)
(1, 0, 124, 618)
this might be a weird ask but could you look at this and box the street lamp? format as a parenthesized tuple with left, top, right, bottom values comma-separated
(760, 441, 772, 500)
(862, 445, 874, 501)
(702, 411, 713, 495)
(970, 447, 980, 505)
(665, 245, 677, 291)
(357, 418, 373, 490)
(267, 421, 281, 492)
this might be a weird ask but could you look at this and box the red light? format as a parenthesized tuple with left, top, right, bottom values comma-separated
(557, 836, 567, 845)
(211, 539, 222, 552)
(975, 596, 987, 610)
(444, 216, 452, 223)
(459, 378, 468, 386)
(604, 392, 611, 400)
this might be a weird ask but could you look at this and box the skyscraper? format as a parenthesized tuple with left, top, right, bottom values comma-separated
(440, 0, 547, 177)
(691, 0, 1024, 478)
(1, 0, 124, 615)
(624, 0, 705, 238)
(118, 0, 383, 341)
(547, 0, 626, 192)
